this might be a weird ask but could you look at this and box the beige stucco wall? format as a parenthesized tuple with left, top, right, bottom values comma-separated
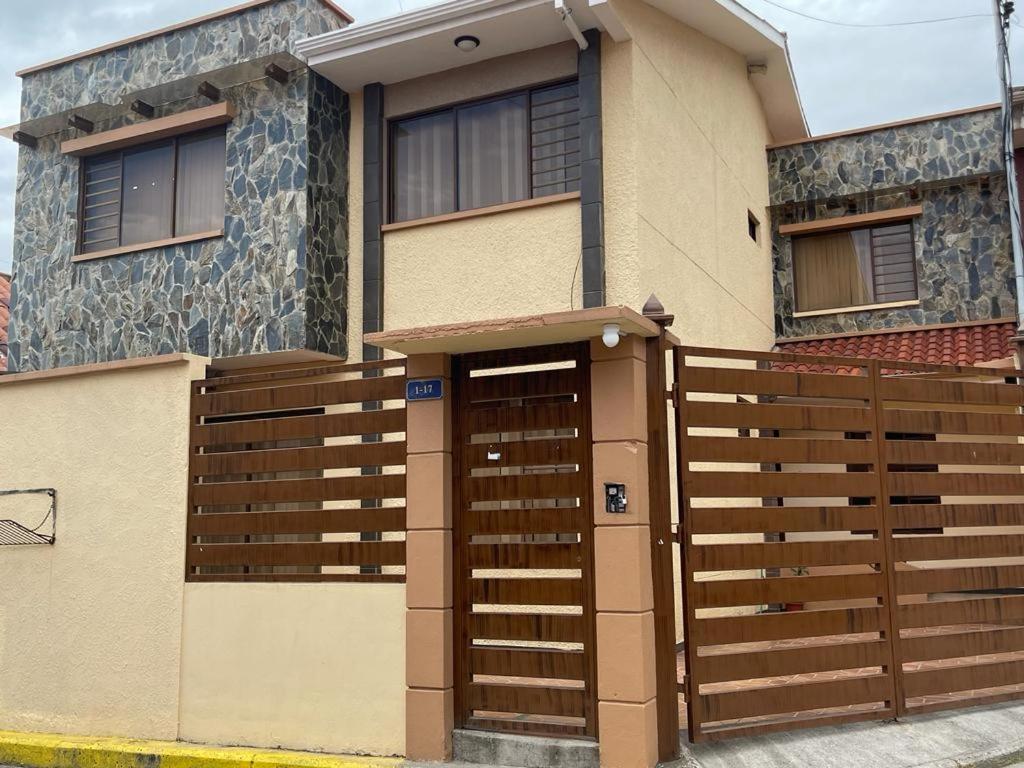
(0, 356, 206, 740)
(178, 582, 406, 756)
(603, 0, 776, 350)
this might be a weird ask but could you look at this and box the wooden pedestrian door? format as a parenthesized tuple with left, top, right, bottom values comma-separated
(452, 343, 598, 738)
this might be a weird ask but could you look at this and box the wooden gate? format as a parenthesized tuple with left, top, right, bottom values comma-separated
(671, 345, 1024, 742)
(452, 343, 598, 738)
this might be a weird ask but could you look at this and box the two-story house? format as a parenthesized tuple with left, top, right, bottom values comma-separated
(0, 0, 808, 766)
(769, 105, 1018, 367)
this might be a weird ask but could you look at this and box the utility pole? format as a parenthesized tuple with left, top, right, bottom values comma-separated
(993, 0, 1024, 335)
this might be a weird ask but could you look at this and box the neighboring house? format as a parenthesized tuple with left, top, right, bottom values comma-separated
(2, 0, 352, 371)
(769, 105, 1019, 367)
(0, 272, 9, 371)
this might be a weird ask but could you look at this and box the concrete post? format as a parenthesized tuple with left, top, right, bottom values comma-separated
(404, 353, 455, 761)
(589, 336, 659, 768)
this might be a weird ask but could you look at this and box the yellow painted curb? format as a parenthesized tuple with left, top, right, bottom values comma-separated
(0, 731, 403, 768)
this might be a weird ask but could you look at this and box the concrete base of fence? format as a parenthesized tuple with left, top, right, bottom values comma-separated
(0, 730, 400, 768)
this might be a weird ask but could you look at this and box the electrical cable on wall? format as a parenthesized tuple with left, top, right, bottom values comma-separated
(0, 488, 56, 546)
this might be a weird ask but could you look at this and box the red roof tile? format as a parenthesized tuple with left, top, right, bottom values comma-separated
(774, 321, 1017, 375)
(0, 273, 9, 372)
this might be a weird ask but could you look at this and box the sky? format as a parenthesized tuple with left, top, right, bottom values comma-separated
(1, 0, 1022, 274)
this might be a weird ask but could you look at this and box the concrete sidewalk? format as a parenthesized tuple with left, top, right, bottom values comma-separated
(670, 701, 1024, 768)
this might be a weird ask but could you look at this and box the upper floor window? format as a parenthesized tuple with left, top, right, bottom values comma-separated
(79, 127, 226, 255)
(793, 221, 917, 313)
(389, 80, 580, 223)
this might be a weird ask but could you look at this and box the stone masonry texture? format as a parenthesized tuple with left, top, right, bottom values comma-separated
(7, 0, 348, 371)
(770, 109, 1016, 338)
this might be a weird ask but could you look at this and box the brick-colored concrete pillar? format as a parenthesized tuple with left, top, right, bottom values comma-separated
(405, 353, 455, 761)
(590, 336, 659, 768)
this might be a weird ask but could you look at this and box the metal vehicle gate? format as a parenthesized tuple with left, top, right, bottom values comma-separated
(670, 345, 1024, 742)
(452, 343, 598, 738)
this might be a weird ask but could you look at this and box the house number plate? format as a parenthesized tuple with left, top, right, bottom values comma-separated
(406, 378, 444, 401)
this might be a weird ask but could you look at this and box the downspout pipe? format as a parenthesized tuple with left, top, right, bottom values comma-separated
(993, 0, 1024, 334)
(555, 0, 589, 50)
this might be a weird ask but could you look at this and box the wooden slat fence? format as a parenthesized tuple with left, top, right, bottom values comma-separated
(186, 358, 407, 582)
(671, 345, 1024, 741)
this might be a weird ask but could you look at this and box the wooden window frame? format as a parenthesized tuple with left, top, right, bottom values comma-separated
(791, 218, 919, 315)
(75, 126, 227, 261)
(386, 77, 580, 225)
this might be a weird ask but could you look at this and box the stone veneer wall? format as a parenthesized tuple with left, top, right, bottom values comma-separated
(770, 108, 1015, 337)
(7, 0, 348, 371)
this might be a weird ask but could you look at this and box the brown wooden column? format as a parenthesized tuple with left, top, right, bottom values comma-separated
(405, 353, 455, 761)
(590, 335, 658, 768)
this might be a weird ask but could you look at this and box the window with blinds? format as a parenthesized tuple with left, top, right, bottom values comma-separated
(792, 220, 918, 313)
(79, 127, 226, 255)
(389, 79, 580, 223)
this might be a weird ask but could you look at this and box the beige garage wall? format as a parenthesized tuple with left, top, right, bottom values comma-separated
(178, 582, 405, 756)
(0, 355, 206, 740)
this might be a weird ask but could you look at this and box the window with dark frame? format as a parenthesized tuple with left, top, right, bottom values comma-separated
(748, 211, 759, 242)
(389, 80, 580, 224)
(79, 127, 227, 255)
(792, 220, 918, 313)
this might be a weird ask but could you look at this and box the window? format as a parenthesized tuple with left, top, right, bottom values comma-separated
(389, 80, 580, 223)
(79, 127, 226, 255)
(792, 221, 917, 313)
(748, 211, 760, 242)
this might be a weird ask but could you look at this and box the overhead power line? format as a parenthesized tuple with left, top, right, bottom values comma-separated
(757, 0, 992, 28)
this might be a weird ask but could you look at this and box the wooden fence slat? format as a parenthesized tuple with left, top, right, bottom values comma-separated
(894, 534, 1024, 563)
(695, 606, 885, 645)
(898, 594, 1024, 629)
(192, 474, 406, 506)
(686, 401, 873, 432)
(466, 542, 582, 569)
(464, 509, 583, 536)
(192, 441, 407, 477)
(885, 440, 1024, 467)
(880, 377, 1024, 407)
(466, 682, 585, 718)
(898, 564, 1024, 595)
(193, 407, 406, 446)
(693, 572, 884, 609)
(691, 540, 882, 571)
(471, 577, 583, 606)
(683, 366, 871, 400)
(697, 640, 888, 684)
(466, 401, 580, 435)
(465, 473, 581, 503)
(468, 613, 585, 643)
(891, 503, 1024, 530)
(187, 540, 406, 567)
(686, 471, 877, 499)
(900, 626, 1024, 662)
(463, 438, 584, 470)
(689, 506, 879, 534)
(884, 408, 1024, 437)
(903, 659, 1024, 698)
(888, 472, 1024, 496)
(194, 374, 407, 416)
(470, 647, 586, 679)
(188, 507, 406, 537)
(685, 436, 876, 465)
(466, 368, 579, 403)
(701, 674, 891, 722)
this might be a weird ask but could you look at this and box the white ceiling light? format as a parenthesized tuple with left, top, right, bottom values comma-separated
(454, 35, 480, 52)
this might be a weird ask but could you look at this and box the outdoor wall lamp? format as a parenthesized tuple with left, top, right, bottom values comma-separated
(601, 323, 623, 348)
(454, 35, 480, 52)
